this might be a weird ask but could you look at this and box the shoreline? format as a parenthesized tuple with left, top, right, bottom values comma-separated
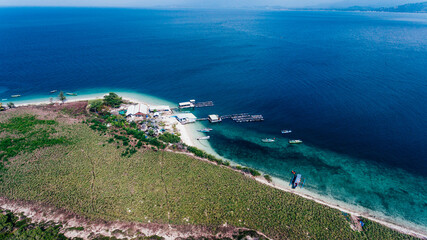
(5, 91, 427, 239)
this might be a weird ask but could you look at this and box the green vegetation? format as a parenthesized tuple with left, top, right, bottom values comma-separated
(187, 146, 230, 167)
(234, 165, 260, 177)
(158, 132, 180, 143)
(0, 115, 68, 181)
(264, 174, 272, 182)
(0, 210, 67, 239)
(103, 92, 123, 108)
(7, 102, 15, 108)
(0, 109, 419, 239)
(89, 99, 104, 113)
(66, 226, 84, 231)
(58, 91, 66, 103)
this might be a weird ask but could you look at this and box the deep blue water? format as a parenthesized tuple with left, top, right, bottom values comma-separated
(0, 8, 426, 231)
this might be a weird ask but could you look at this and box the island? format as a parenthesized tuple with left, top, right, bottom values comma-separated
(0, 93, 423, 239)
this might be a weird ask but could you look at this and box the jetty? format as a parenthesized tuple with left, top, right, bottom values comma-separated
(195, 101, 214, 108)
(178, 99, 214, 109)
(197, 113, 264, 123)
(222, 113, 264, 123)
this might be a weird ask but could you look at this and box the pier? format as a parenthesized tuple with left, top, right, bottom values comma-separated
(197, 113, 264, 123)
(194, 101, 214, 108)
(227, 113, 264, 123)
(179, 100, 214, 109)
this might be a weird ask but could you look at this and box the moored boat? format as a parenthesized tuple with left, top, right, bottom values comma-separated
(11, 95, 21, 98)
(262, 138, 275, 143)
(281, 130, 292, 134)
(288, 139, 303, 144)
(197, 128, 213, 133)
(66, 92, 77, 96)
(50, 90, 57, 93)
(290, 171, 305, 189)
(197, 136, 210, 140)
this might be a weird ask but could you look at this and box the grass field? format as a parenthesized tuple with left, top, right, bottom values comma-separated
(0, 107, 418, 239)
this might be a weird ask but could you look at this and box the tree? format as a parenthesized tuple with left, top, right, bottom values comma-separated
(58, 91, 66, 104)
(7, 102, 15, 108)
(89, 99, 103, 113)
(103, 92, 122, 108)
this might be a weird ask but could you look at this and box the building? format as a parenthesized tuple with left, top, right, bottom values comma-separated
(175, 113, 197, 124)
(178, 99, 195, 109)
(126, 103, 149, 118)
(149, 105, 171, 113)
(208, 114, 221, 123)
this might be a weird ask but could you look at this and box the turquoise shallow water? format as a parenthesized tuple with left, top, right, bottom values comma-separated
(0, 8, 426, 232)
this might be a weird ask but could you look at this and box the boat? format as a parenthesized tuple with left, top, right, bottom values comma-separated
(289, 171, 305, 189)
(11, 95, 21, 98)
(66, 93, 77, 96)
(281, 130, 292, 134)
(2, 99, 7, 101)
(50, 90, 57, 93)
(262, 138, 275, 143)
(197, 128, 213, 133)
(288, 139, 303, 144)
(197, 136, 210, 140)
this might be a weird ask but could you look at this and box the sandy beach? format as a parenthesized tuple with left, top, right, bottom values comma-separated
(5, 92, 427, 239)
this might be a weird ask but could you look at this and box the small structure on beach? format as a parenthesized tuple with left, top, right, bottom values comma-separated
(208, 114, 221, 123)
(126, 103, 149, 118)
(179, 100, 196, 109)
(176, 113, 197, 124)
(149, 105, 171, 113)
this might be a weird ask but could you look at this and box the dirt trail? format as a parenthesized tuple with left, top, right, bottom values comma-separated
(0, 197, 265, 240)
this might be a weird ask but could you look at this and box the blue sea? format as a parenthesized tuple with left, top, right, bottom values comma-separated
(0, 7, 426, 233)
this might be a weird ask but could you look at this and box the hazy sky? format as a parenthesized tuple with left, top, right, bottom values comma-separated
(0, 0, 425, 8)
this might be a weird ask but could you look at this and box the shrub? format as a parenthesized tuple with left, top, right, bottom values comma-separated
(159, 132, 180, 143)
(103, 92, 123, 108)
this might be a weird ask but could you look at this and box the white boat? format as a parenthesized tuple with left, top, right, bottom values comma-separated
(2, 99, 7, 101)
(50, 90, 57, 93)
(289, 139, 303, 144)
(197, 128, 213, 133)
(262, 138, 275, 143)
(11, 95, 21, 98)
(66, 92, 77, 96)
(281, 130, 292, 134)
(197, 136, 210, 140)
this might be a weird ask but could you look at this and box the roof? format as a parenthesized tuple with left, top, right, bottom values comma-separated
(176, 113, 197, 120)
(179, 102, 191, 106)
(127, 104, 148, 116)
(208, 114, 219, 120)
(149, 105, 170, 111)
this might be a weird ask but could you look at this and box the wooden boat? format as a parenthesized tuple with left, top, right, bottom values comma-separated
(197, 136, 210, 140)
(11, 95, 21, 98)
(66, 92, 77, 96)
(290, 171, 305, 189)
(262, 138, 275, 143)
(288, 139, 303, 144)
